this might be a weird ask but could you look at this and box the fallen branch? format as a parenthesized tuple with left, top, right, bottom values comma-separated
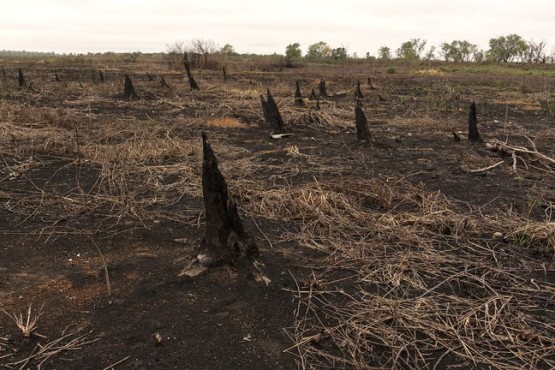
(486, 138, 555, 166)
(459, 160, 505, 173)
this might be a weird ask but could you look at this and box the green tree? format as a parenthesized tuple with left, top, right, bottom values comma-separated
(439, 40, 478, 62)
(396, 38, 427, 60)
(306, 41, 332, 59)
(473, 49, 485, 63)
(424, 46, 436, 61)
(331, 47, 347, 60)
(377, 46, 391, 60)
(285, 43, 302, 59)
(219, 44, 237, 56)
(487, 34, 529, 63)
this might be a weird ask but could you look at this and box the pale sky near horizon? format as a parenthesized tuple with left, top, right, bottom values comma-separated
(2, 0, 554, 56)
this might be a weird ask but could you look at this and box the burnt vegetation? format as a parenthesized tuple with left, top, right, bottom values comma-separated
(123, 74, 139, 99)
(0, 54, 553, 370)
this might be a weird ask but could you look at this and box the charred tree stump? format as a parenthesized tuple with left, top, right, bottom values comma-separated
(265, 89, 286, 134)
(160, 76, 170, 88)
(367, 77, 375, 89)
(222, 66, 228, 82)
(468, 102, 481, 142)
(355, 101, 371, 143)
(319, 78, 328, 97)
(355, 80, 364, 99)
(180, 132, 267, 282)
(309, 88, 317, 101)
(18, 68, 25, 88)
(260, 95, 271, 124)
(91, 70, 98, 84)
(54, 70, 61, 82)
(294, 81, 305, 107)
(99, 70, 104, 83)
(183, 53, 199, 90)
(123, 75, 139, 99)
(146, 72, 154, 82)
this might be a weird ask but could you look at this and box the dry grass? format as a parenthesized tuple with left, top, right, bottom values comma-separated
(1, 63, 554, 369)
(1, 327, 98, 369)
(206, 117, 246, 128)
(416, 69, 447, 77)
(2, 305, 45, 339)
(240, 177, 555, 369)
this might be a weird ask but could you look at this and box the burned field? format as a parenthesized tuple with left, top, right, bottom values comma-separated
(0, 59, 554, 369)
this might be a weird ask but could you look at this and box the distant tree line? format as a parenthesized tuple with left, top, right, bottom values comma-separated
(3, 33, 552, 67)
(0, 50, 57, 57)
(283, 33, 552, 64)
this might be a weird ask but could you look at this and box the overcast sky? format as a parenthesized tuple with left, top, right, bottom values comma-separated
(2, 0, 554, 56)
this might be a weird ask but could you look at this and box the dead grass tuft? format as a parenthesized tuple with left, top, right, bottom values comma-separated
(206, 117, 246, 128)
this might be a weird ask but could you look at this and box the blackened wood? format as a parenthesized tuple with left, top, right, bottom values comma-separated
(355, 101, 371, 142)
(146, 72, 154, 81)
(367, 77, 375, 89)
(99, 70, 104, 83)
(266, 89, 286, 133)
(196, 131, 259, 268)
(260, 95, 270, 124)
(468, 102, 481, 142)
(319, 78, 327, 97)
(18, 68, 25, 87)
(222, 66, 228, 82)
(160, 76, 169, 88)
(309, 88, 317, 101)
(123, 75, 139, 99)
(183, 53, 199, 90)
(294, 81, 305, 107)
(355, 80, 364, 99)
(54, 70, 61, 82)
